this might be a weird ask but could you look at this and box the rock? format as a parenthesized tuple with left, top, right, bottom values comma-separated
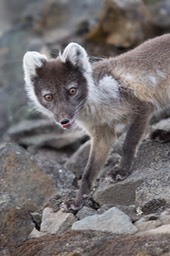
(20, 0, 102, 32)
(13, 230, 170, 256)
(94, 140, 170, 209)
(151, 117, 170, 132)
(0, 26, 31, 136)
(76, 206, 97, 220)
(0, 206, 35, 247)
(7, 119, 61, 140)
(143, 224, 170, 235)
(72, 207, 138, 234)
(41, 207, 76, 234)
(146, 0, 170, 33)
(160, 209, 170, 225)
(134, 215, 161, 231)
(140, 198, 167, 215)
(35, 158, 75, 191)
(93, 179, 142, 206)
(65, 140, 90, 179)
(86, 0, 153, 48)
(136, 168, 170, 208)
(0, 143, 55, 208)
(34, 147, 72, 165)
(7, 119, 85, 150)
(28, 228, 45, 239)
(0, 143, 75, 249)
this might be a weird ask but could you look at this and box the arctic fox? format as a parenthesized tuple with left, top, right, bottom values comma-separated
(23, 34, 170, 210)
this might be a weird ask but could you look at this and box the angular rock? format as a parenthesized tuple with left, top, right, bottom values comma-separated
(36, 158, 75, 191)
(134, 216, 161, 231)
(76, 206, 97, 220)
(72, 207, 138, 234)
(151, 117, 170, 132)
(94, 141, 170, 209)
(143, 224, 170, 235)
(41, 207, 76, 234)
(141, 198, 167, 215)
(0, 206, 35, 248)
(28, 228, 45, 239)
(65, 140, 90, 179)
(160, 209, 170, 225)
(0, 143, 75, 249)
(93, 180, 142, 206)
(0, 143, 56, 208)
(136, 168, 170, 208)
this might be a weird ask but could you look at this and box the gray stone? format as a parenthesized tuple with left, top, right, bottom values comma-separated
(0, 25, 34, 136)
(65, 140, 90, 179)
(7, 119, 84, 149)
(134, 216, 161, 231)
(0, 143, 75, 248)
(160, 209, 170, 225)
(36, 158, 75, 191)
(28, 228, 45, 239)
(7, 119, 61, 139)
(76, 206, 97, 220)
(72, 207, 138, 234)
(94, 141, 170, 209)
(93, 180, 142, 206)
(41, 207, 76, 234)
(34, 147, 72, 165)
(143, 224, 170, 235)
(136, 168, 170, 208)
(0, 143, 56, 208)
(151, 117, 170, 132)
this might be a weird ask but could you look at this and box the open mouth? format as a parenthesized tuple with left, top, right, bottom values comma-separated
(59, 118, 74, 129)
(61, 122, 72, 129)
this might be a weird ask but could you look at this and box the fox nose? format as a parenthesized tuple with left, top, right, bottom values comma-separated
(60, 118, 70, 125)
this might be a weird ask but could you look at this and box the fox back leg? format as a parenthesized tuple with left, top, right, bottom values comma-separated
(108, 103, 153, 182)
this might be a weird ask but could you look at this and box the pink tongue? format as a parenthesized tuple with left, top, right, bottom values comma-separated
(62, 122, 72, 128)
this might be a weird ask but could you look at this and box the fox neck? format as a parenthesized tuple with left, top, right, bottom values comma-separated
(76, 61, 131, 130)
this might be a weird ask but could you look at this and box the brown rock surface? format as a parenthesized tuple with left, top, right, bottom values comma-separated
(13, 231, 170, 256)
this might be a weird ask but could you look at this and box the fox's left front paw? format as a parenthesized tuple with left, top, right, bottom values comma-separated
(107, 167, 131, 183)
(60, 199, 84, 213)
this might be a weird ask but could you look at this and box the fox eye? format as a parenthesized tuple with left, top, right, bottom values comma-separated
(68, 88, 77, 96)
(44, 94, 53, 101)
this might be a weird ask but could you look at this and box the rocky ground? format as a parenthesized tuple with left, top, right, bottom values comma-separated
(1, 0, 170, 256)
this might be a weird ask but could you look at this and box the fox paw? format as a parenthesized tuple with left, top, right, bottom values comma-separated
(107, 167, 131, 183)
(150, 129, 170, 143)
(60, 199, 84, 213)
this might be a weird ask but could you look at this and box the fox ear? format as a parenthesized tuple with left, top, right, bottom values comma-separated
(23, 51, 47, 79)
(60, 42, 91, 73)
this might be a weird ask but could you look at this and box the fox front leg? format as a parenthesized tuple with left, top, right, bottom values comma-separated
(61, 127, 114, 212)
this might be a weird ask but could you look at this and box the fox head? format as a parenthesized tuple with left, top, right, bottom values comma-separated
(23, 43, 93, 128)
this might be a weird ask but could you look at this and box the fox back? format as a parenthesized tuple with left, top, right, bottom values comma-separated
(23, 34, 170, 131)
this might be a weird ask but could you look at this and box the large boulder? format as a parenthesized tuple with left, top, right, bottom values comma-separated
(93, 140, 170, 212)
(72, 207, 138, 234)
(0, 143, 75, 252)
